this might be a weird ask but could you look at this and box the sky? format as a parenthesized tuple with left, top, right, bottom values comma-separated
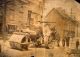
(43, 0, 80, 22)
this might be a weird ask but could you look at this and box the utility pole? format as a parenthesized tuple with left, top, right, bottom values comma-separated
(28, 10, 32, 27)
(77, 23, 78, 37)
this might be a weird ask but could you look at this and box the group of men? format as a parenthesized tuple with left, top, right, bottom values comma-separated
(62, 36, 70, 47)
(48, 27, 80, 49)
(33, 24, 80, 49)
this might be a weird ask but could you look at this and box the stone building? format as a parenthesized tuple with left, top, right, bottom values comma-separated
(0, 0, 79, 38)
(43, 8, 78, 39)
(5, 0, 43, 33)
(43, 0, 80, 38)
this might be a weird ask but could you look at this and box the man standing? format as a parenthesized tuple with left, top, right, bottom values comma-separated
(65, 36, 70, 47)
(62, 38, 65, 47)
(76, 39, 79, 50)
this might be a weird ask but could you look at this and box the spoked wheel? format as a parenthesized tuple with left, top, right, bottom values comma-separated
(34, 41, 42, 47)
(48, 42, 54, 49)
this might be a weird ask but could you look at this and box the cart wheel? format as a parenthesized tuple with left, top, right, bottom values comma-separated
(48, 43, 54, 49)
(35, 41, 41, 47)
(21, 44, 28, 50)
(48, 41, 54, 49)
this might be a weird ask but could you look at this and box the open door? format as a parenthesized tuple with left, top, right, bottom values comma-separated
(0, 23, 2, 33)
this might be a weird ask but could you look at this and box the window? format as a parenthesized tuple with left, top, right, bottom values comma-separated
(27, 10, 32, 25)
(28, 10, 32, 18)
(8, 25, 17, 34)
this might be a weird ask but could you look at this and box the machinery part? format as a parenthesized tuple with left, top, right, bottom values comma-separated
(9, 33, 29, 50)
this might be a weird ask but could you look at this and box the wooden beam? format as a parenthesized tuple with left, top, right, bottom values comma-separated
(37, 21, 56, 23)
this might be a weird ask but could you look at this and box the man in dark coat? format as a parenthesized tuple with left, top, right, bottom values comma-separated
(62, 38, 65, 47)
(65, 36, 70, 47)
(76, 39, 79, 50)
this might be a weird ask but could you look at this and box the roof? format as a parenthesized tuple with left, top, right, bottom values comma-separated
(56, 8, 79, 24)
(45, 8, 79, 25)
